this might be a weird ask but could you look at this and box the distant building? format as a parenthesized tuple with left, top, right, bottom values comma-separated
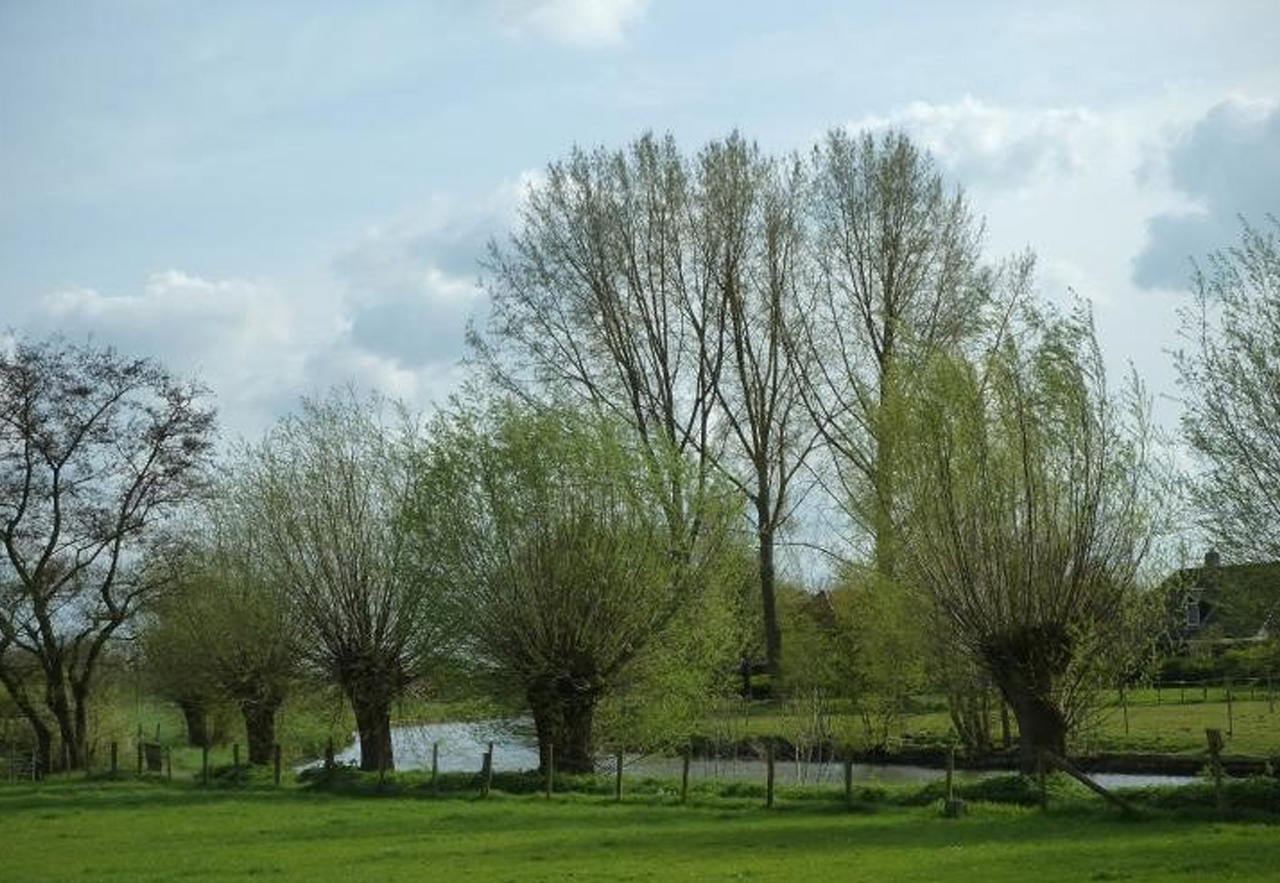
(1167, 549, 1280, 649)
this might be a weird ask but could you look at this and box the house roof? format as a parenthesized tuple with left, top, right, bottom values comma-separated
(1166, 553, 1280, 640)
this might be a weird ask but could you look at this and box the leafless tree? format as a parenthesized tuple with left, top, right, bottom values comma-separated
(0, 336, 215, 772)
(797, 129, 997, 576)
(476, 132, 819, 677)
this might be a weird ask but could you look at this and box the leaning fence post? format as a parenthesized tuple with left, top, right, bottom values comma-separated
(765, 742, 776, 809)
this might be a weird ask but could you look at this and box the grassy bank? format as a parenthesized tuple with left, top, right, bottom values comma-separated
(3, 778, 1280, 882)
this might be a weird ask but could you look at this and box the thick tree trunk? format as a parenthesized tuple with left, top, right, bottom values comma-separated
(757, 511, 782, 680)
(241, 700, 281, 765)
(1009, 691, 1067, 774)
(178, 700, 209, 748)
(529, 680, 599, 774)
(46, 675, 86, 771)
(349, 692, 393, 773)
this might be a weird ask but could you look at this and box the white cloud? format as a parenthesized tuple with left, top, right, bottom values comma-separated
(493, 0, 648, 47)
(29, 177, 530, 441)
(848, 95, 1112, 190)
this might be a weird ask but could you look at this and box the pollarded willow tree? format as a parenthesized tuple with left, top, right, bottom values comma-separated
(893, 304, 1162, 772)
(1176, 216, 1280, 563)
(413, 404, 735, 773)
(476, 132, 818, 678)
(142, 513, 298, 764)
(0, 336, 215, 773)
(234, 390, 451, 772)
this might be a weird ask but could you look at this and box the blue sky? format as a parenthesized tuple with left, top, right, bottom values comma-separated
(3, 0, 1280, 441)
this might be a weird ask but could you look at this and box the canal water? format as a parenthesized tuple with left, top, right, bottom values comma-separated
(326, 719, 1196, 790)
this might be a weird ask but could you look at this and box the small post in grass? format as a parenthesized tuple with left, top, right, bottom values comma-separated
(1120, 685, 1130, 736)
(481, 742, 494, 797)
(324, 738, 334, 771)
(1206, 728, 1224, 818)
(431, 742, 439, 790)
(136, 741, 143, 776)
(765, 741, 776, 809)
(1037, 751, 1048, 812)
(110, 741, 118, 776)
(843, 757, 853, 810)
(544, 744, 554, 800)
(680, 748, 691, 804)
(1226, 679, 1235, 738)
(614, 750, 624, 802)
(166, 747, 172, 782)
(943, 746, 966, 818)
(273, 744, 282, 787)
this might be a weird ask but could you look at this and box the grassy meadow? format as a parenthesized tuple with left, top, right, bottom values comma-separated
(4, 778, 1280, 883)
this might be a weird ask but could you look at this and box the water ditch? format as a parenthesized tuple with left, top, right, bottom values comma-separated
(323, 718, 1198, 790)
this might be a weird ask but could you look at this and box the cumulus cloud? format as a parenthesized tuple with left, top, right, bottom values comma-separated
(1132, 98, 1280, 290)
(848, 95, 1112, 190)
(28, 178, 529, 441)
(491, 0, 648, 47)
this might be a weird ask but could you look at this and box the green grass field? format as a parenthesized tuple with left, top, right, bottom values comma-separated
(4, 779, 1280, 882)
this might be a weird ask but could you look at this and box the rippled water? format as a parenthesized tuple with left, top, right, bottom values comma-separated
(329, 718, 1196, 789)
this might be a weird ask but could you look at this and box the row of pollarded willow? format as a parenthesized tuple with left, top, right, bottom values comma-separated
(475, 129, 1029, 681)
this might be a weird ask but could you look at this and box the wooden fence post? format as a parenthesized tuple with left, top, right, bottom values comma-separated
(431, 742, 439, 790)
(480, 746, 492, 797)
(843, 758, 853, 810)
(1120, 686, 1130, 736)
(1037, 751, 1047, 812)
(273, 744, 282, 787)
(765, 742, 775, 809)
(544, 744, 554, 799)
(1226, 679, 1234, 738)
(614, 751, 624, 802)
(110, 741, 118, 776)
(1206, 728, 1224, 818)
(680, 749, 690, 804)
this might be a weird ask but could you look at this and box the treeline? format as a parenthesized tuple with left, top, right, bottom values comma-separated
(2, 129, 1276, 777)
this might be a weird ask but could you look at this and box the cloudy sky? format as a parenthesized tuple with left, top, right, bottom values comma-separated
(2, 0, 1279, 442)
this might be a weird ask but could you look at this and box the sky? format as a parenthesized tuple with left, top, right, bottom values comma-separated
(2, 0, 1279, 445)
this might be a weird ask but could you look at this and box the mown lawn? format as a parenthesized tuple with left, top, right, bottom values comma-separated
(4, 781, 1280, 882)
